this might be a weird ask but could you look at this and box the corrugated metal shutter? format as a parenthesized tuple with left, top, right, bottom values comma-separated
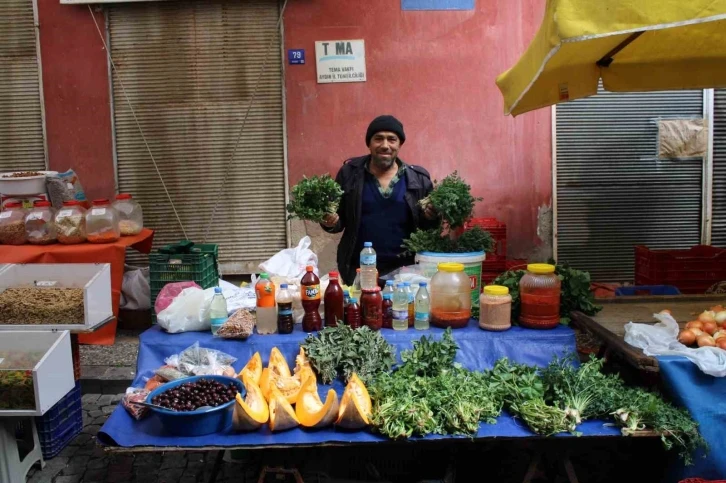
(712, 89, 726, 247)
(108, 0, 286, 273)
(0, 0, 46, 172)
(556, 85, 704, 282)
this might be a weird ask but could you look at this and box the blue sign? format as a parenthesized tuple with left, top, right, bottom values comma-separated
(288, 49, 305, 65)
(402, 0, 474, 10)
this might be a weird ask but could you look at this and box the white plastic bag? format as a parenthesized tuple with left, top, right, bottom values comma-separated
(624, 312, 726, 377)
(218, 278, 256, 314)
(120, 267, 151, 310)
(259, 236, 318, 279)
(156, 286, 215, 333)
(164, 342, 237, 376)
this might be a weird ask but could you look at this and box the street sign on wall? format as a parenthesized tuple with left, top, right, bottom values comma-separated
(315, 40, 366, 84)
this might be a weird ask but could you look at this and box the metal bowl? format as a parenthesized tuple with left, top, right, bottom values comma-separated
(145, 375, 245, 436)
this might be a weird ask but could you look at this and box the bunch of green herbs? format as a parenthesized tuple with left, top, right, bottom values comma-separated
(402, 226, 494, 254)
(418, 171, 482, 229)
(286, 174, 344, 223)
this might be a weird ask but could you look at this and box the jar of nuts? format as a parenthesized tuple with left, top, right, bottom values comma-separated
(0, 202, 28, 245)
(86, 199, 120, 244)
(54, 200, 87, 244)
(25, 201, 56, 245)
(112, 193, 143, 236)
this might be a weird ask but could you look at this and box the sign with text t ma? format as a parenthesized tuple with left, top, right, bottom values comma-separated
(315, 40, 366, 84)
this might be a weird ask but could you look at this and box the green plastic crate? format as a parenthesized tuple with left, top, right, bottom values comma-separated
(150, 241, 219, 323)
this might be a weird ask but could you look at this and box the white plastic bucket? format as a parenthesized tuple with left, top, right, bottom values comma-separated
(415, 251, 486, 307)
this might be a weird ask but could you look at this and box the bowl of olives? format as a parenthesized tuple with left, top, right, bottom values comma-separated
(146, 375, 244, 436)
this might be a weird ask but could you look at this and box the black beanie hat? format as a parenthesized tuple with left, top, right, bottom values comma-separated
(365, 115, 405, 146)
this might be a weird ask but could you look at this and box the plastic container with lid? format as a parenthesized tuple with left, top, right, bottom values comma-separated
(430, 262, 471, 329)
(519, 263, 561, 329)
(25, 201, 56, 245)
(479, 285, 512, 331)
(113, 193, 143, 236)
(0, 202, 27, 245)
(54, 201, 87, 245)
(86, 199, 120, 244)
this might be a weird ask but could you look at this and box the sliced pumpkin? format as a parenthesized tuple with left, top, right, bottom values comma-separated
(294, 347, 311, 375)
(238, 352, 262, 386)
(336, 373, 371, 429)
(268, 347, 291, 378)
(232, 373, 269, 431)
(259, 367, 271, 399)
(265, 372, 303, 405)
(295, 375, 339, 429)
(268, 386, 300, 432)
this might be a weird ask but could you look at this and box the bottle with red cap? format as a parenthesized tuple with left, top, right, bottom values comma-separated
(324, 271, 344, 327)
(300, 265, 322, 332)
(113, 193, 143, 236)
(86, 199, 120, 243)
(25, 201, 56, 245)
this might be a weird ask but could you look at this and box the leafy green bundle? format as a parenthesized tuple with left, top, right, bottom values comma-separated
(286, 174, 344, 223)
(419, 171, 482, 229)
(402, 226, 494, 254)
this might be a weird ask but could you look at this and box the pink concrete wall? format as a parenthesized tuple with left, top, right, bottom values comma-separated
(283, 0, 551, 258)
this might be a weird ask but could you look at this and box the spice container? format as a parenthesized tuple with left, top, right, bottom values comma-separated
(113, 193, 143, 236)
(0, 202, 27, 245)
(54, 201, 87, 245)
(86, 198, 120, 243)
(25, 201, 56, 245)
(361, 287, 382, 331)
(430, 262, 471, 329)
(479, 285, 512, 331)
(519, 263, 561, 329)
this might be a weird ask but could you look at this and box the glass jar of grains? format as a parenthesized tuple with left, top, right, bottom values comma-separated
(25, 201, 56, 245)
(54, 201, 87, 244)
(0, 203, 28, 245)
(86, 199, 120, 244)
(113, 193, 143, 236)
(479, 285, 512, 331)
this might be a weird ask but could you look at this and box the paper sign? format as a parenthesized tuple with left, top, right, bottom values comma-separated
(0, 212, 11, 219)
(91, 208, 106, 216)
(315, 40, 366, 84)
(57, 209, 73, 218)
(27, 212, 43, 221)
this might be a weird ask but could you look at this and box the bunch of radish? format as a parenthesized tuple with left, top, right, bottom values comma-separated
(677, 305, 726, 349)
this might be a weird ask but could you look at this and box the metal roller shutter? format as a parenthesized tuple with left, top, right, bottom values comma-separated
(0, 0, 46, 173)
(108, 0, 286, 274)
(555, 85, 704, 282)
(712, 89, 726, 247)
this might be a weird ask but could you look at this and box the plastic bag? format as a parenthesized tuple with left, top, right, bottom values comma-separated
(379, 264, 431, 286)
(166, 342, 237, 376)
(122, 387, 151, 420)
(259, 236, 318, 279)
(121, 266, 151, 310)
(218, 278, 256, 313)
(624, 312, 726, 377)
(155, 281, 201, 315)
(155, 365, 187, 382)
(215, 308, 256, 339)
(157, 286, 215, 333)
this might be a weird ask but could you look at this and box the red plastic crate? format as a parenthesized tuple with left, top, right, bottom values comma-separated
(634, 245, 726, 294)
(466, 218, 506, 260)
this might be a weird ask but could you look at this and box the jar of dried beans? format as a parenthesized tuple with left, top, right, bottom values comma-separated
(0, 203, 28, 245)
(113, 193, 143, 236)
(86, 199, 120, 243)
(54, 201, 87, 244)
(479, 285, 512, 331)
(25, 201, 56, 245)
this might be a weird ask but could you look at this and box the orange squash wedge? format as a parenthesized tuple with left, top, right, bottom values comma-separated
(336, 373, 371, 429)
(265, 372, 303, 405)
(295, 375, 339, 429)
(232, 373, 269, 431)
(268, 386, 300, 432)
(238, 352, 262, 386)
(294, 347, 311, 375)
(268, 347, 291, 378)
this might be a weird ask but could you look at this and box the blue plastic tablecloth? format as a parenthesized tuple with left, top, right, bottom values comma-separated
(98, 321, 623, 448)
(657, 356, 726, 481)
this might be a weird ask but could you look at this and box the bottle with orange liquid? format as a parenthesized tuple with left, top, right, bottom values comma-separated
(255, 273, 277, 334)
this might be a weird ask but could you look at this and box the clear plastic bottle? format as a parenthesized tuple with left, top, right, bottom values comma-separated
(392, 283, 409, 331)
(343, 289, 350, 325)
(209, 287, 228, 336)
(350, 268, 362, 306)
(414, 282, 431, 330)
(25, 201, 56, 245)
(404, 282, 415, 327)
(255, 273, 277, 334)
(276, 283, 294, 335)
(86, 198, 120, 243)
(382, 280, 395, 297)
(347, 298, 362, 329)
(360, 242, 378, 289)
(113, 193, 143, 236)
(382, 293, 393, 329)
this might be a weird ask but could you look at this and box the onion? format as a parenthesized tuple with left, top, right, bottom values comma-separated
(697, 335, 716, 347)
(698, 311, 716, 323)
(713, 330, 726, 341)
(686, 320, 704, 330)
(716, 311, 726, 324)
(703, 321, 718, 335)
(717, 338, 726, 350)
(690, 328, 704, 337)
(678, 329, 697, 346)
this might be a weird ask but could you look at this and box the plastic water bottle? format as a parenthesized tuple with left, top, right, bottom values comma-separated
(360, 242, 377, 290)
(392, 283, 409, 331)
(350, 268, 362, 304)
(209, 287, 228, 336)
(414, 282, 430, 330)
(382, 280, 395, 297)
(404, 282, 415, 327)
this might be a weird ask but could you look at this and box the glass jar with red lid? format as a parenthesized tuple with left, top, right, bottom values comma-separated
(113, 193, 143, 236)
(86, 198, 120, 244)
(54, 200, 87, 244)
(361, 287, 383, 331)
(518, 263, 561, 329)
(25, 201, 56, 245)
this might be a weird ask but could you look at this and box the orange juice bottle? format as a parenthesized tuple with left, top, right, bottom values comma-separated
(255, 273, 277, 334)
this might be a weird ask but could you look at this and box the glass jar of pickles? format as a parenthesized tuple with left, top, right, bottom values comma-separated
(430, 262, 471, 329)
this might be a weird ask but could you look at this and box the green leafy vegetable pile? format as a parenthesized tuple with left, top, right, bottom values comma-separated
(300, 324, 396, 385)
(402, 226, 494, 254)
(418, 171, 482, 229)
(491, 262, 602, 325)
(286, 174, 344, 223)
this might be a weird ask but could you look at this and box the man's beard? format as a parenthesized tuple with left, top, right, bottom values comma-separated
(372, 155, 395, 170)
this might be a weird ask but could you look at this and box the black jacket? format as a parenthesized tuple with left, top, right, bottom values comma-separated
(322, 155, 436, 285)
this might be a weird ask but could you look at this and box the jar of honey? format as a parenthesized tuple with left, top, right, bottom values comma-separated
(518, 263, 561, 329)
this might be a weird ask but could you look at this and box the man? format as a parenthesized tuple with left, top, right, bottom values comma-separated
(321, 114, 437, 285)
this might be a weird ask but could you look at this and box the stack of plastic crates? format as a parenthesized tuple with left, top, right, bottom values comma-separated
(465, 218, 507, 286)
(634, 245, 726, 294)
(150, 241, 220, 323)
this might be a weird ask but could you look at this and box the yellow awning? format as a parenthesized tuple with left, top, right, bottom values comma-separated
(496, 0, 726, 116)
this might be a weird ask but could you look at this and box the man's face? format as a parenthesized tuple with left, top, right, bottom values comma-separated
(368, 131, 400, 169)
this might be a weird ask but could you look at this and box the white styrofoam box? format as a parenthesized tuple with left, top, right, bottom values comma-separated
(0, 263, 113, 332)
(0, 330, 74, 417)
